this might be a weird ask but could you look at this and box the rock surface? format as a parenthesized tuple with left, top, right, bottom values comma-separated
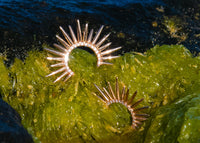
(0, 98, 33, 143)
(0, 0, 200, 65)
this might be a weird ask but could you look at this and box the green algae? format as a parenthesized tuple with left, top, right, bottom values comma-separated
(145, 93, 200, 143)
(0, 45, 200, 142)
(0, 54, 11, 96)
(177, 95, 200, 143)
(162, 16, 188, 43)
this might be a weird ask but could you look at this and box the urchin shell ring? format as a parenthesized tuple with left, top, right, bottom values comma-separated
(45, 19, 122, 83)
(94, 77, 149, 129)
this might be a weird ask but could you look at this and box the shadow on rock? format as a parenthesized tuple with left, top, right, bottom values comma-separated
(0, 99, 33, 143)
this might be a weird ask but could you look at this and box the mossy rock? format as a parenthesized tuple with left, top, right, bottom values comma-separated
(0, 45, 200, 142)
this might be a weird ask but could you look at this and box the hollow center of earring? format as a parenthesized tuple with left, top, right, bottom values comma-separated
(68, 47, 97, 74)
(109, 103, 132, 128)
(78, 46, 96, 55)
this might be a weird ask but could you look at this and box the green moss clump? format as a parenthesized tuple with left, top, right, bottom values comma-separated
(178, 95, 200, 143)
(145, 93, 200, 143)
(0, 55, 11, 96)
(0, 45, 200, 142)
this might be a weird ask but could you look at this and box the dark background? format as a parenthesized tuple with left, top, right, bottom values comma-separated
(0, 0, 200, 65)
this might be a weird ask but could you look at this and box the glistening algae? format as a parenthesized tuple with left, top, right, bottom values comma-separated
(0, 55, 11, 96)
(145, 93, 200, 143)
(0, 45, 200, 142)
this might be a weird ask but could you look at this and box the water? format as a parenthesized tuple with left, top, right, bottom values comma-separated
(0, 0, 163, 32)
(0, 0, 161, 7)
(0, 0, 199, 65)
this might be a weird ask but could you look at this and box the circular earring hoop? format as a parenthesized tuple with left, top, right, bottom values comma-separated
(94, 77, 149, 129)
(45, 19, 122, 83)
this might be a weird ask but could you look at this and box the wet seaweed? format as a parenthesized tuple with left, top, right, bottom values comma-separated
(0, 44, 200, 142)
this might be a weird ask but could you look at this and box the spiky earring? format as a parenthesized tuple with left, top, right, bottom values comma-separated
(94, 77, 149, 129)
(45, 19, 122, 83)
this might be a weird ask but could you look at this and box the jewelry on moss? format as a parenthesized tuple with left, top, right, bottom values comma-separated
(94, 77, 149, 129)
(45, 19, 121, 83)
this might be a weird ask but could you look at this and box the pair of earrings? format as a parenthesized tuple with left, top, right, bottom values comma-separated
(45, 20, 149, 129)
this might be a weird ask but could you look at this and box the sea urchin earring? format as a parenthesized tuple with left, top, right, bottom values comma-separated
(94, 77, 149, 129)
(45, 20, 122, 83)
